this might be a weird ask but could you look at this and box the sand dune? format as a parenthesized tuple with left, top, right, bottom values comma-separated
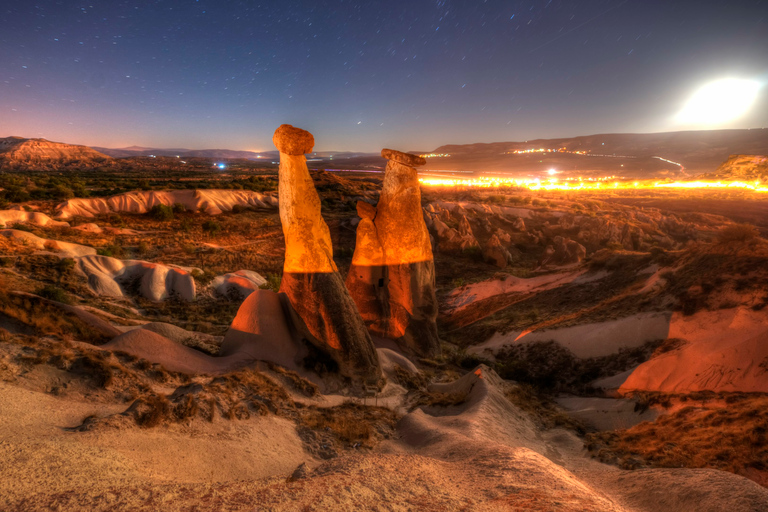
(56, 189, 278, 218)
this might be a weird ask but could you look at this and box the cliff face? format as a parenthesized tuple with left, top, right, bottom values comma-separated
(0, 136, 111, 169)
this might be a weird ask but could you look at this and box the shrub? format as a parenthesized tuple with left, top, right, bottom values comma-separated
(149, 204, 174, 221)
(202, 220, 222, 236)
(57, 257, 75, 274)
(97, 243, 125, 258)
(9, 222, 33, 232)
(717, 223, 759, 243)
(172, 203, 187, 214)
(461, 245, 483, 261)
(36, 285, 71, 304)
(108, 214, 126, 227)
(259, 273, 281, 292)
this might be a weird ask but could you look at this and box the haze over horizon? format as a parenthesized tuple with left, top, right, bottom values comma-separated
(1, 0, 767, 152)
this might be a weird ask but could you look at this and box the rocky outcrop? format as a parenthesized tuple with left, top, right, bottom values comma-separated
(1, 229, 96, 258)
(56, 189, 277, 218)
(483, 234, 512, 268)
(0, 209, 69, 228)
(274, 124, 381, 387)
(346, 149, 440, 358)
(426, 208, 480, 254)
(704, 154, 768, 181)
(211, 270, 267, 299)
(76, 255, 197, 301)
(539, 236, 586, 267)
(220, 289, 306, 371)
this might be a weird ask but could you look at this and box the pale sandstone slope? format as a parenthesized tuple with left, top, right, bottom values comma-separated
(619, 307, 768, 393)
(0, 209, 69, 228)
(56, 189, 277, 218)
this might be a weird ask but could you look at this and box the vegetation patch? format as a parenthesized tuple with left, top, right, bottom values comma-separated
(494, 339, 664, 393)
(586, 394, 768, 484)
(505, 383, 586, 433)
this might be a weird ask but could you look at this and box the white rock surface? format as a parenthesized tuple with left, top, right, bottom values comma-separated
(56, 189, 277, 218)
(211, 270, 267, 299)
(0, 229, 96, 258)
(0, 210, 69, 228)
(76, 254, 198, 301)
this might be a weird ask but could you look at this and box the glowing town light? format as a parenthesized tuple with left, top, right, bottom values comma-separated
(216, 163, 226, 170)
(417, 176, 768, 193)
(675, 78, 762, 125)
(547, 168, 557, 175)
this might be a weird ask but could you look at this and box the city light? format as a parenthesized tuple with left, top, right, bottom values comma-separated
(418, 175, 768, 193)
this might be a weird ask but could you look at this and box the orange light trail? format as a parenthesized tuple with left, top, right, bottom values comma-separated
(418, 176, 768, 193)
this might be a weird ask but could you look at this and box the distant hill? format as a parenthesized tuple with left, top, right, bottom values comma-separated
(94, 145, 378, 162)
(0, 136, 111, 169)
(93, 145, 273, 160)
(428, 129, 768, 177)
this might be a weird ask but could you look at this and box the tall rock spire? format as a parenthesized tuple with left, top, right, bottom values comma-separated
(273, 124, 381, 387)
(346, 148, 440, 357)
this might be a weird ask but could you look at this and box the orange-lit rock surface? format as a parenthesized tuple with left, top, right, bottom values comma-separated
(274, 124, 381, 386)
(220, 289, 306, 371)
(346, 148, 440, 357)
(483, 234, 511, 268)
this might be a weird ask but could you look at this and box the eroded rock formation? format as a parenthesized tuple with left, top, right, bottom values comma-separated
(273, 124, 381, 386)
(539, 236, 587, 267)
(346, 148, 440, 358)
(483, 234, 512, 268)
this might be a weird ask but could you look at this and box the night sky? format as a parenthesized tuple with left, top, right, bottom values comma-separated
(1, 1, 767, 152)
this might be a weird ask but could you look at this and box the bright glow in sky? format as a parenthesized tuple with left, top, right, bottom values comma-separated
(675, 78, 763, 126)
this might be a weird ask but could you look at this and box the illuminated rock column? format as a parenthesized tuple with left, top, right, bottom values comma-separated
(273, 124, 381, 387)
(346, 148, 441, 358)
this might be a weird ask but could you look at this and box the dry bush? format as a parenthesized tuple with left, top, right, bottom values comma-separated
(411, 390, 469, 409)
(299, 402, 398, 448)
(1, 332, 193, 405)
(494, 339, 664, 393)
(586, 394, 768, 479)
(110, 367, 296, 429)
(0, 292, 110, 343)
(393, 364, 429, 391)
(505, 383, 586, 434)
(266, 362, 320, 397)
(717, 223, 760, 244)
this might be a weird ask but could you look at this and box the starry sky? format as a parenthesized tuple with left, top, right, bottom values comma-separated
(1, 0, 767, 152)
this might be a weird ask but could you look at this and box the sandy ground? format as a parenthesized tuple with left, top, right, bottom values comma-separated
(3, 366, 767, 511)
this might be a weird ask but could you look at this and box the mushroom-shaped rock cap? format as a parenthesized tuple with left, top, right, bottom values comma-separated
(356, 200, 376, 220)
(273, 124, 315, 155)
(381, 148, 427, 167)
